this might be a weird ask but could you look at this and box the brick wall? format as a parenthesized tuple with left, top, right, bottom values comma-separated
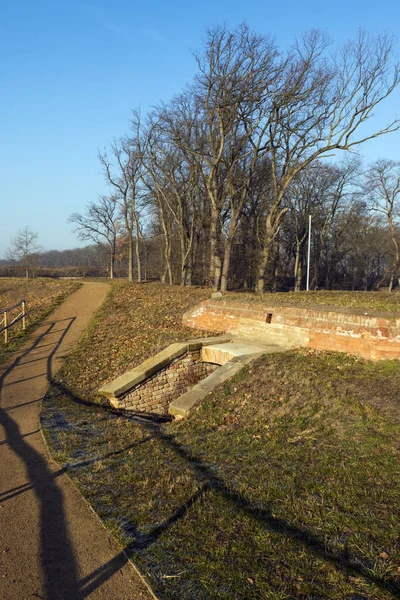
(115, 350, 217, 414)
(183, 300, 400, 361)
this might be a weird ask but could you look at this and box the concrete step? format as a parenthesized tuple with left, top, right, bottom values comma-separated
(201, 342, 267, 365)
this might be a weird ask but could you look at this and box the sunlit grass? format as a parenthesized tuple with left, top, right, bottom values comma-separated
(226, 289, 400, 312)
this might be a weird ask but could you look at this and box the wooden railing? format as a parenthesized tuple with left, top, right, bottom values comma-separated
(0, 300, 27, 344)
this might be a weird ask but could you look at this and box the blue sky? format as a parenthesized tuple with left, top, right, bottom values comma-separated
(1, 0, 400, 257)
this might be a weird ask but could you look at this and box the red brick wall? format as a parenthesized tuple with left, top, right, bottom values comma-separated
(116, 350, 217, 414)
(183, 301, 400, 361)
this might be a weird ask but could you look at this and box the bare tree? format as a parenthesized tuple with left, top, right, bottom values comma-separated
(315, 160, 360, 287)
(152, 26, 399, 292)
(138, 106, 203, 286)
(340, 201, 391, 290)
(365, 159, 400, 291)
(168, 24, 280, 290)
(68, 195, 120, 278)
(283, 165, 328, 291)
(254, 29, 400, 292)
(195, 25, 280, 290)
(89, 24, 399, 292)
(6, 227, 42, 279)
(98, 135, 143, 282)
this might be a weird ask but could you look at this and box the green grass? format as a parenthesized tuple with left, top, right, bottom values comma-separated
(0, 278, 81, 362)
(224, 290, 400, 313)
(41, 284, 400, 599)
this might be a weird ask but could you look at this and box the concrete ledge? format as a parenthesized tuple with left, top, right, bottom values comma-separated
(169, 352, 263, 418)
(201, 342, 271, 365)
(99, 335, 232, 400)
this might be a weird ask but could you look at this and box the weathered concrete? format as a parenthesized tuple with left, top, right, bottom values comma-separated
(0, 283, 154, 600)
(201, 342, 270, 365)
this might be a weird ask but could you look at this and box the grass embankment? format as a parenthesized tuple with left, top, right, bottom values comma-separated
(227, 290, 400, 314)
(0, 278, 81, 362)
(42, 284, 400, 599)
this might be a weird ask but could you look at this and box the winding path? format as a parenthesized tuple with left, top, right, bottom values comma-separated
(0, 282, 153, 600)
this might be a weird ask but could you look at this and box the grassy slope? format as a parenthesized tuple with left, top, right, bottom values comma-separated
(0, 278, 81, 362)
(226, 290, 400, 313)
(42, 284, 400, 599)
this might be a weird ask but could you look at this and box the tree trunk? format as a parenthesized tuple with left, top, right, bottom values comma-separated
(109, 250, 114, 279)
(134, 214, 141, 283)
(180, 234, 187, 286)
(389, 221, 400, 293)
(109, 237, 116, 279)
(214, 256, 222, 291)
(161, 265, 167, 283)
(135, 233, 141, 283)
(255, 216, 276, 293)
(220, 239, 233, 292)
(294, 241, 302, 291)
(165, 241, 172, 284)
(255, 244, 269, 293)
(143, 237, 148, 282)
(160, 231, 172, 284)
(220, 210, 241, 292)
(158, 200, 173, 284)
(127, 231, 134, 282)
(209, 205, 219, 288)
(186, 250, 192, 286)
(311, 238, 323, 290)
(295, 258, 302, 292)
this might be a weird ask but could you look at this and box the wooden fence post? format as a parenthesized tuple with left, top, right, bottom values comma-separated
(4, 310, 8, 345)
(22, 300, 26, 331)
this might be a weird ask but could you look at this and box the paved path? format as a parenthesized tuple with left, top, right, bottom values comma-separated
(0, 282, 153, 600)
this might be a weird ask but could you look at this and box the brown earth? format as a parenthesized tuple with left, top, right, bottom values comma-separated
(0, 282, 154, 600)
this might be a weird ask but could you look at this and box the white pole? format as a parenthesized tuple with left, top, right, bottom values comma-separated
(22, 300, 26, 331)
(306, 214, 312, 291)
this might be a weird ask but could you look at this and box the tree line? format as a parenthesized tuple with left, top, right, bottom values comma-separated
(6, 25, 400, 291)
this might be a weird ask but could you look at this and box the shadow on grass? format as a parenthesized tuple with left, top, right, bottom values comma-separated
(46, 378, 400, 597)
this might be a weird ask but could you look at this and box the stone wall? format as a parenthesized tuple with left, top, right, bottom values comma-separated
(114, 350, 217, 414)
(183, 300, 400, 361)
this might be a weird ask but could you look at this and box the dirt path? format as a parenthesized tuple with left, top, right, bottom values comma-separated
(0, 282, 154, 600)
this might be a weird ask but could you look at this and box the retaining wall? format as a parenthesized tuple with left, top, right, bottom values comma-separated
(183, 300, 400, 361)
(118, 350, 217, 413)
(99, 337, 230, 415)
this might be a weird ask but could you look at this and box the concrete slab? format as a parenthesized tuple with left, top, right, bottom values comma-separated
(201, 342, 268, 365)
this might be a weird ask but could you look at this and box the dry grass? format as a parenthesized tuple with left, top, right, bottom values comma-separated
(59, 281, 216, 402)
(42, 283, 400, 599)
(224, 290, 400, 313)
(0, 278, 81, 362)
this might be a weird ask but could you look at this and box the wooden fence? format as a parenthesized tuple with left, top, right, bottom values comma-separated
(0, 300, 27, 344)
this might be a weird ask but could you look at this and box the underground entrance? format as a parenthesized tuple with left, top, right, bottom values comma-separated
(99, 336, 282, 419)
